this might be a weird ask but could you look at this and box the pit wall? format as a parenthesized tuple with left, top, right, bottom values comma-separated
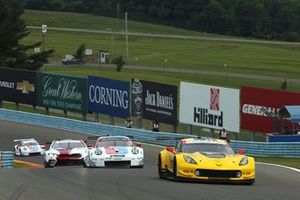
(0, 109, 299, 158)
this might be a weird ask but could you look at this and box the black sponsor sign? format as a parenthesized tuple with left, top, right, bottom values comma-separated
(0, 67, 37, 105)
(131, 79, 177, 125)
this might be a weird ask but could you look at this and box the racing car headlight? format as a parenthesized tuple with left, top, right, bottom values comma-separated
(22, 147, 28, 151)
(95, 148, 102, 155)
(239, 157, 248, 166)
(183, 155, 197, 165)
(131, 147, 139, 155)
(48, 153, 57, 157)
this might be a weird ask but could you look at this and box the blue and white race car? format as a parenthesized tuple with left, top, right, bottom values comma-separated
(14, 138, 45, 156)
(83, 136, 144, 168)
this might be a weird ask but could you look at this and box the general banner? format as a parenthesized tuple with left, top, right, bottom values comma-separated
(131, 79, 177, 125)
(37, 73, 87, 113)
(0, 67, 37, 105)
(241, 86, 300, 133)
(179, 82, 240, 132)
(88, 76, 129, 118)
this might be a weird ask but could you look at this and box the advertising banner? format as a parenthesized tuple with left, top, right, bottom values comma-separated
(37, 73, 87, 112)
(241, 86, 300, 133)
(0, 67, 37, 105)
(131, 79, 178, 125)
(179, 82, 240, 132)
(88, 76, 129, 118)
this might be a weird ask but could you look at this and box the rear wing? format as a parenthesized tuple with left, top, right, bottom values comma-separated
(13, 138, 36, 142)
(156, 135, 200, 141)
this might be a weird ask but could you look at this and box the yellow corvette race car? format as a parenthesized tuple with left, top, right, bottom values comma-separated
(158, 137, 255, 184)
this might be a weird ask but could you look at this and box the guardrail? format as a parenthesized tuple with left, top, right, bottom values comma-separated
(0, 151, 14, 168)
(0, 109, 299, 158)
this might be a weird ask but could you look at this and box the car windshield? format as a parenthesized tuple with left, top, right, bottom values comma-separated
(52, 141, 85, 149)
(96, 138, 133, 148)
(181, 143, 234, 155)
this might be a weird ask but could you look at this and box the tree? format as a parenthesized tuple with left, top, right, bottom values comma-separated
(112, 56, 125, 72)
(74, 43, 86, 61)
(0, 0, 54, 70)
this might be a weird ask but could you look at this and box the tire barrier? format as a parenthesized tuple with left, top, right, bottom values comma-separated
(0, 108, 300, 158)
(0, 151, 14, 168)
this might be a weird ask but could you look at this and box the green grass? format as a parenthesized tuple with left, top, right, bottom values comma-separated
(24, 10, 224, 37)
(255, 157, 300, 169)
(22, 12, 300, 84)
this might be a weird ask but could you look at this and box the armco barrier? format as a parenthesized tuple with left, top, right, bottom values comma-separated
(0, 151, 14, 168)
(0, 109, 299, 158)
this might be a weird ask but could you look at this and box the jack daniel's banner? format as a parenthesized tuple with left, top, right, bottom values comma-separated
(37, 73, 88, 112)
(0, 67, 37, 105)
(131, 79, 177, 125)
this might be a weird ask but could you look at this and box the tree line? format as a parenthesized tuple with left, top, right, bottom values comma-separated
(22, 0, 300, 42)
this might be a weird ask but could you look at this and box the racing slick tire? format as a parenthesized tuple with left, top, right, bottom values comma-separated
(172, 157, 178, 181)
(158, 154, 167, 179)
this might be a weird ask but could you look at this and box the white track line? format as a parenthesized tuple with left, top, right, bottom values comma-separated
(256, 162, 300, 173)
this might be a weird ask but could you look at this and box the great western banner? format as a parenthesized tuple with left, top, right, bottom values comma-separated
(241, 86, 300, 133)
(131, 79, 177, 125)
(0, 67, 37, 105)
(88, 76, 129, 118)
(37, 73, 87, 112)
(179, 82, 240, 132)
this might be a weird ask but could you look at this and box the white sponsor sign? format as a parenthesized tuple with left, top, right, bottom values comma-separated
(179, 82, 240, 132)
(42, 24, 47, 33)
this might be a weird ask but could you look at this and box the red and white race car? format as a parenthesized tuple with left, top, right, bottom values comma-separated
(43, 139, 89, 167)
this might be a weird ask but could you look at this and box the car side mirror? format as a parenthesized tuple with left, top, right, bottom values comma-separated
(135, 143, 142, 147)
(238, 149, 246, 155)
(166, 147, 176, 154)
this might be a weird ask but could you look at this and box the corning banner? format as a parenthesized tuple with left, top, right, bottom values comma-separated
(241, 86, 300, 133)
(179, 82, 240, 132)
(142, 80, 177, 125)
(88, 76, 129, 118)
(0, 67, 37, 105)
(37, 73, 88, 112)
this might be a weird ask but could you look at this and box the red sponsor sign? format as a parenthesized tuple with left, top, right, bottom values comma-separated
(241, 86, 300, 133)
(210, 88, 220, 111)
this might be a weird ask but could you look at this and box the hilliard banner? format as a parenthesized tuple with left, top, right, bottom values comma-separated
(131, 79, 177, 125)
(88, 76, 129, 118)
(37, 73, 87, 112)
(0, 67, 37, 105)
(179, 82, 240, 132)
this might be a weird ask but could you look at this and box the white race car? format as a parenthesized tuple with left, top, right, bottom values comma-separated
(14, 138, 45, 156)
(84, 136, 144, 168)
(44, 139, 89, 167)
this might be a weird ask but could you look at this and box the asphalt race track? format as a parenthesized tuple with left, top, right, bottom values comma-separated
(0, 120, 299, 200)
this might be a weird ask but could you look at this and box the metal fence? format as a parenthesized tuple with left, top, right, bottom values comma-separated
(0, 151, 14, 168)
(0, 108, 299, 158)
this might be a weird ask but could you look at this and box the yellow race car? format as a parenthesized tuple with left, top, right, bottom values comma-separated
(158, 137, 255, 184)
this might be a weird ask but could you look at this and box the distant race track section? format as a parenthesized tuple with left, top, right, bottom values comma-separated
(0, 108, 299, 158)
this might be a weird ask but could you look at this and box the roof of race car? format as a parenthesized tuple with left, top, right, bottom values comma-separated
(181, 137, 227, 145)
(53, 139, 84, 143)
